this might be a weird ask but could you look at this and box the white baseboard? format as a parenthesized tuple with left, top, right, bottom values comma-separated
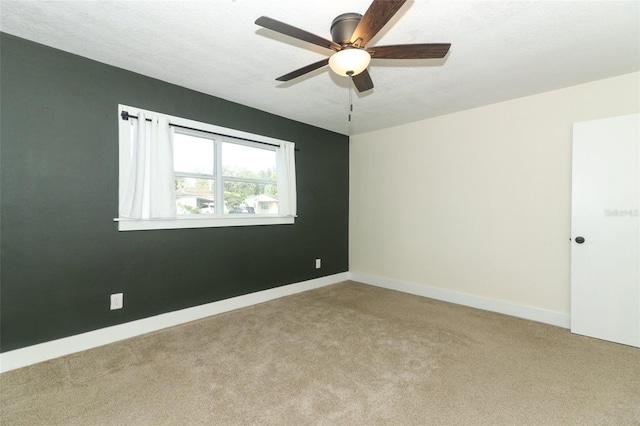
(0, 271, 571, 373)
(0, 272, 349, 373)
(350, 272, 570, 329)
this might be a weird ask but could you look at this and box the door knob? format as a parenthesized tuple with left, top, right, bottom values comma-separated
(575, 236, 585, 244)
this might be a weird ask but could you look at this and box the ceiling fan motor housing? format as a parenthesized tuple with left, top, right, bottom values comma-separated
(330, 13, 363, 45)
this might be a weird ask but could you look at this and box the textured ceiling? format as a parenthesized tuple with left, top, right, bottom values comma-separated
(1, 1, 639, 135)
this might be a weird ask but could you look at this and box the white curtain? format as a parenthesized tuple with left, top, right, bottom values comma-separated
(276, 141, 297, 217)
(119, 112, 177, 219)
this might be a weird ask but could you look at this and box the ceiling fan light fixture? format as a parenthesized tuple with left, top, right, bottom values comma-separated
(328, 48, 371, 77)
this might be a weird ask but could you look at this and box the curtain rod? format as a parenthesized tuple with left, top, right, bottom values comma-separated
(120, 110, 297, 150)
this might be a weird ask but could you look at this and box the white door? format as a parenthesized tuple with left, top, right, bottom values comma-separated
(571, 113, 640, 347)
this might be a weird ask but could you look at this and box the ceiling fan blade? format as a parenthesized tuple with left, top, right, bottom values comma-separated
(276, 58, 330, 82)
(351, 69, 374, 92)
(367, 43, 451, 59)
(349, 0, 407, 47)
(256, 16, 341, 51)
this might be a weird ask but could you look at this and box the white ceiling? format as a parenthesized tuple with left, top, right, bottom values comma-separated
(1, 1, 638, 135)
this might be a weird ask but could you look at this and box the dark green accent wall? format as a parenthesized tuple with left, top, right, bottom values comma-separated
(0, 33, 349, 352)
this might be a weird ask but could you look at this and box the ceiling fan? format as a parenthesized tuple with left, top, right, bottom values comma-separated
(255, 0, 451, 92)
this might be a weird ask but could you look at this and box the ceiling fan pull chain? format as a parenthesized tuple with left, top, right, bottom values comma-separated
(348, 77, 353, 122)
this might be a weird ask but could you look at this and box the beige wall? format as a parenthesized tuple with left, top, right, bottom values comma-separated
(350, 72, 640, 314)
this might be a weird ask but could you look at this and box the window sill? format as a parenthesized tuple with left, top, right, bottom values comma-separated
(115, 215, 295, 231)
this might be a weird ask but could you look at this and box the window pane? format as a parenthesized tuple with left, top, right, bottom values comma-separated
(175, 177, 215, 214)
(174, 133, 214, 175)
(224, 181, 278, 215)
(222, 142, 276, 180)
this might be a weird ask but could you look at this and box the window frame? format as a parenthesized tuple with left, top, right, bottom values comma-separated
(117, 105, 296, 231)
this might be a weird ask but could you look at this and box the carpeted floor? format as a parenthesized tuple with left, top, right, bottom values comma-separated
(1, 281, 639, 425)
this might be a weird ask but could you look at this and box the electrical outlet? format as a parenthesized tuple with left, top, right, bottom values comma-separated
(315, 258, 321, 269)
(110, 293, 123, 310)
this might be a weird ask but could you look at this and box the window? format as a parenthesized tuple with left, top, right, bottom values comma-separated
(173, 131, 279, 216)
(117, 105, 296, 231)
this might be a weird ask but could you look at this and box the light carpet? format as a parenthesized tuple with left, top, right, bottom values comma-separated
(1, 281, 639, 425)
